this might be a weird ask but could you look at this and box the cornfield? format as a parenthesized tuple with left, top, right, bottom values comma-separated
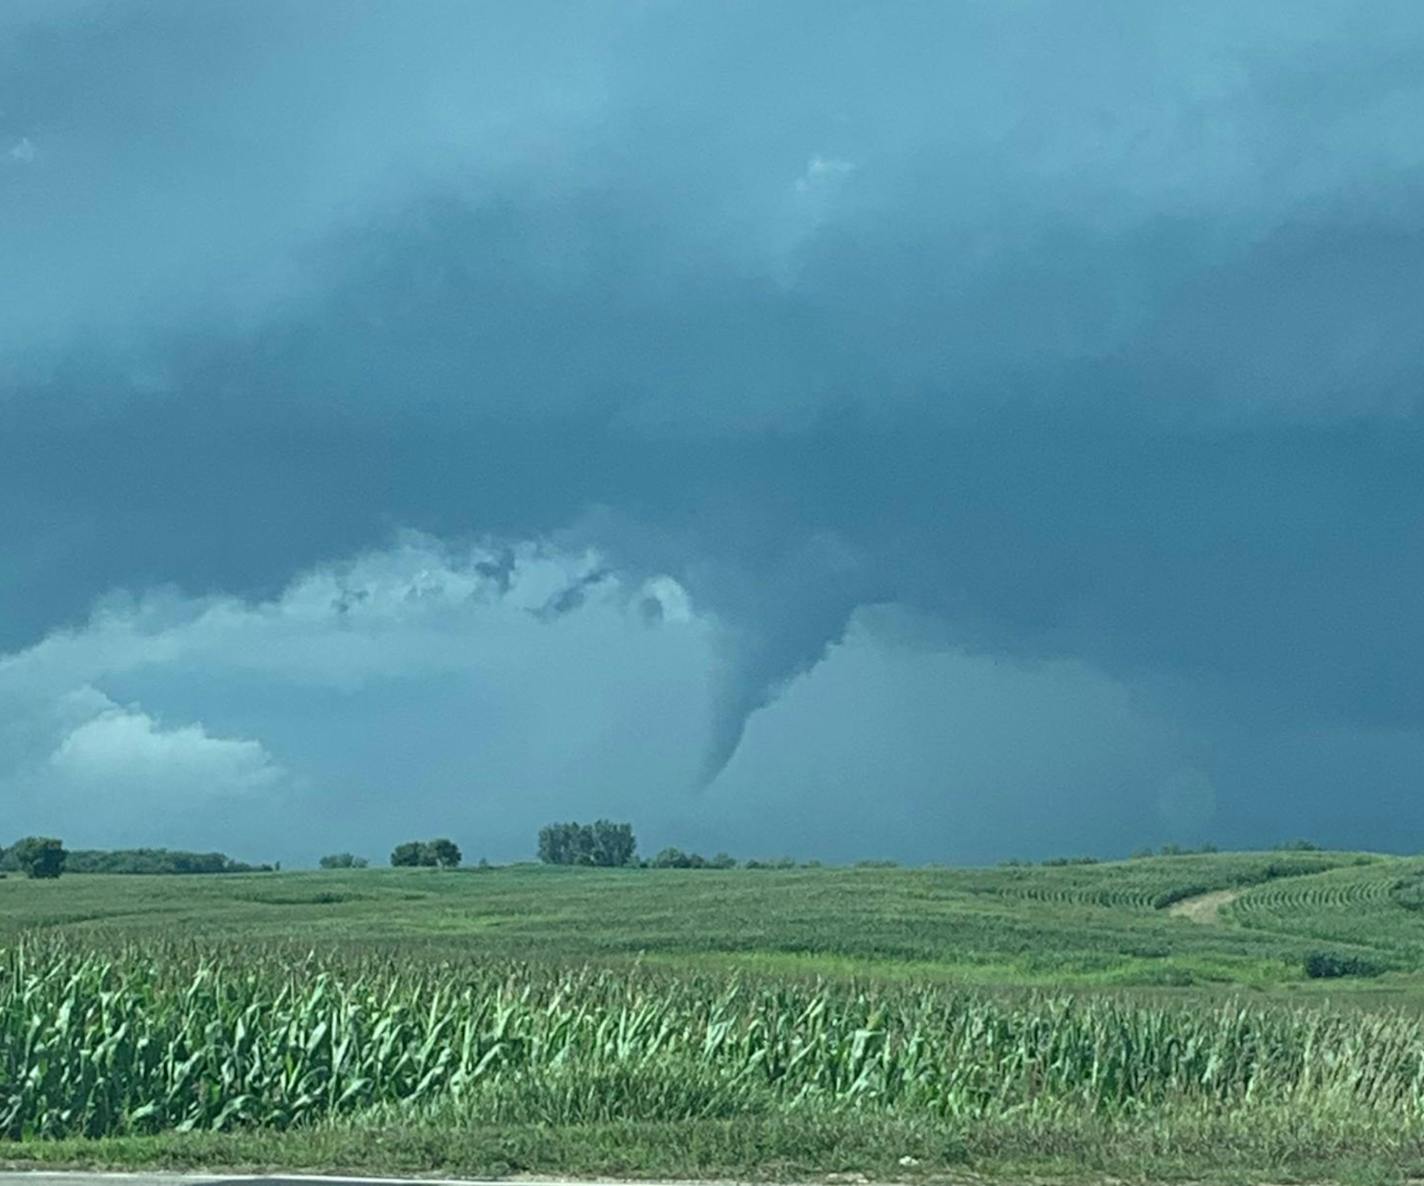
(5, 938, 1424, 1140)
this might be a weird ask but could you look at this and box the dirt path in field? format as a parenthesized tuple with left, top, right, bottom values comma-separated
(1167, 888, 1242, 924)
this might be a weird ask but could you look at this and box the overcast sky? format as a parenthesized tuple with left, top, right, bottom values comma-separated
(3, 1, 1422, 867)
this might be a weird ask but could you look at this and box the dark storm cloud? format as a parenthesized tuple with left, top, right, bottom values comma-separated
(4, 1, 1424, 850)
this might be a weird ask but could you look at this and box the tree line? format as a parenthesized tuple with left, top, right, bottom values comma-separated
(0, 838, 272, 879)
(5, 826, 813, 879)
(534, 821, 794, 869)
(12, 826, 1329, 883)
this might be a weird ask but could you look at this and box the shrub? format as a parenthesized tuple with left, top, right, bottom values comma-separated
(1152, 883, 1211, 909)
(1391, 876, 1424, 911)
(1303, 951, 1382, 979)
(744, 856, 797, 870)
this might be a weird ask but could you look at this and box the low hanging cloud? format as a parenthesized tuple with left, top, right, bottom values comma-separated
(3, 529, 1421, 864)
(0, 535, 719, 860)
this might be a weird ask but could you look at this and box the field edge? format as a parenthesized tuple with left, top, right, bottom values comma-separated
(4, 1108, 1422, 1186)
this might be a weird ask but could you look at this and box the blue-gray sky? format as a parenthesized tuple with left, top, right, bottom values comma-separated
(3, 1, 1422, 866)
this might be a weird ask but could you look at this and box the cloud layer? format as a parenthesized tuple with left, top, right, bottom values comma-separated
(3, 2, 1423, 860)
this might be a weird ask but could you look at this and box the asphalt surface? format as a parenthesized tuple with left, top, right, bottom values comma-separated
(0, 1177, 642, 1186)
(0, 1177, 751, 1186)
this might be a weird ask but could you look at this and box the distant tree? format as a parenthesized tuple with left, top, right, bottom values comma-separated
(709, 852, 737, 869)
(390, 839, 460, 868)
(537, 823, 568, 865)
(319, 852, 369, 869)
(537, 820, 637, 867)
(589, 820, 637, 867)
(13, 836, 67, 880)
(391, 841, 429, 867)
(427, 838, 462, 868)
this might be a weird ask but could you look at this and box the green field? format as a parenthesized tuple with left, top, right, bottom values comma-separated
(6, 852, 1424, 1182)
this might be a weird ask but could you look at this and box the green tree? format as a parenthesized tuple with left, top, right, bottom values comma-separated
(538, 820, 637, 867)
(537, 822, 569, 865)
(13, 836, 67, 880)
(427, 838, 461, 868)
(590, 820, 636, 867)
(319, 852, 369, 869)
(390, 841, 428, 867)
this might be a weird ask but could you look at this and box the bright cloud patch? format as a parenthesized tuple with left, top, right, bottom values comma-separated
(0, 534, 718, 861)
(49, 699, 283, 793)
(2, 686, 288, 853)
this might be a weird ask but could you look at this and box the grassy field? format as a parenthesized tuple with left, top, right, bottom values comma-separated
(6, 851, 1424, 1182)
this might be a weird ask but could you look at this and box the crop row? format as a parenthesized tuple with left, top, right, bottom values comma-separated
(6, 939, 1424, 1140)
(1232, 862, 1424, 919)
(981, 853, 1359, 914)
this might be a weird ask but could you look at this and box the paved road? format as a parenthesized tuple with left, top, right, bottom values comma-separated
(0, 1176, 728, 1186)
(0, 1178, 491, 1186)
(0, 1176, 645, 1186)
